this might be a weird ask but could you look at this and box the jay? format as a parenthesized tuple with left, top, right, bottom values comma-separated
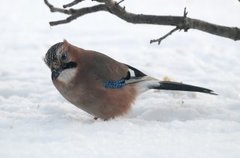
(44, 40, 216, 120)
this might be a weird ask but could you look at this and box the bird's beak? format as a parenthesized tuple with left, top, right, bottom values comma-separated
(51, 68, 62, 80)
(51, 62, 77, 80)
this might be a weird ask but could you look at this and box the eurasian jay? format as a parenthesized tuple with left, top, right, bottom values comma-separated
(44, 40, 216, 120)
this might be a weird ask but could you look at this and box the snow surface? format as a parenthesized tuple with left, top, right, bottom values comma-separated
(0, 0, 240, 157)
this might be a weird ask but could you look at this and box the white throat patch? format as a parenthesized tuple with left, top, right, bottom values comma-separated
(57, 68, 77, 84)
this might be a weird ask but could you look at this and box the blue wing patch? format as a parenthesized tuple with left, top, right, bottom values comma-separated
(104, 65, 146, 89)
(104, 79, 125, 89)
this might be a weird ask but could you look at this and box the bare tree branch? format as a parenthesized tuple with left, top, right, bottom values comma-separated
(44, 0, 240, 43)
(150, 8, 189, 44)
(150, 27, 179, 45)
(116, 0, 125, 5)
(63, 0, 85, 8)
(44, 0, 72, 14)
(49, 5, 107, 25)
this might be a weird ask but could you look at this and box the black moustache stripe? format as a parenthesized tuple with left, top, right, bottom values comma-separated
(62, 62, 77, 70)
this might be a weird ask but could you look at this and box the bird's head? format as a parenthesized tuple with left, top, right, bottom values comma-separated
(44, 40, 78, 82)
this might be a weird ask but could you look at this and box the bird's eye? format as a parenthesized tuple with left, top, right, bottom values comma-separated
(52, 61, 59, 69)
(61, 53, 67, 61)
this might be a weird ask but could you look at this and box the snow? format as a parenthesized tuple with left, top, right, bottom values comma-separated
(0, 0, 240, 157)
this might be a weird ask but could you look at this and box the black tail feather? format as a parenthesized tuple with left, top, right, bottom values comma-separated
(152, 81, 217, 95)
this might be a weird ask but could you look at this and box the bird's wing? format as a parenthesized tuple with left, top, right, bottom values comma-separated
(86, 51, 146, 82)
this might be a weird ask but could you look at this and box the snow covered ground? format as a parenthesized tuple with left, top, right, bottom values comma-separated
(0, 0, 240, 157)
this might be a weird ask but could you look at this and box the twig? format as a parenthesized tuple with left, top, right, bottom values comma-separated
(49, 4, 107, 25)
(44, 0, 73, 14)
(182, 7, 189, 32)
(150, 27, 179, 44)
(92, 0, 108, 2)
(63, 0, 85, 8)
(117, 0, 124, 5)
(150, 8, 189, 45)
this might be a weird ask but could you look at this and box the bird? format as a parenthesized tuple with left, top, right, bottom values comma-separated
(44, 40, 217, 120)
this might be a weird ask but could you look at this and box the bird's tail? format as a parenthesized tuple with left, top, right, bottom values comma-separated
(151, 81, 217, 95)
(126, 77, 217, 95)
